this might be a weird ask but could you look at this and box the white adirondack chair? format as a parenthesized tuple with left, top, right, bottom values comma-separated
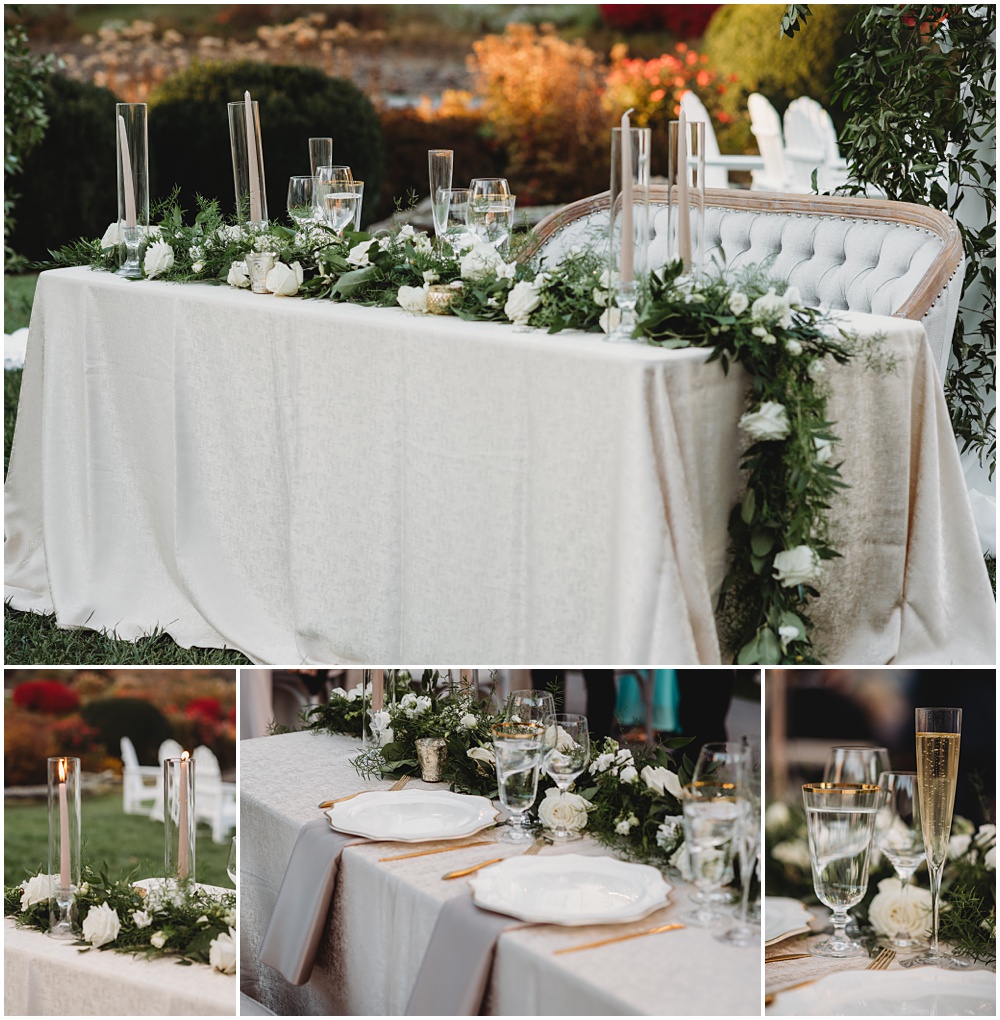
(148, 738, 184, 822)
(193, 744, 237, 844)
(747, 93, 789, 191)
(119, 736, 159, 816)
(679, 91, 763, 189)
(783, 96, 850, 193)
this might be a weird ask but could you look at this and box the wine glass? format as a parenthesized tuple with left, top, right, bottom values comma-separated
(902, 707, 969, 970)
(321, 188, 360, 236)
(692, 742, 746, 905)
(470, 177, 510, 201)
(309, 137, 333, 177)
(287, 176, 319, 225)
(541, 714, 589, 842)
(824, 745, 890, 786)
(467, 193, 516, 254)
(492, 721, 544, 844)
(680, 780, 741, 926)
(428, 149, 454, 245)
(316, 164, 353, 186)
(802, 782, 881, 958)
(506, 689, 555, 726)
(227, 837, 236, 886)
(875, 771, 926, 949)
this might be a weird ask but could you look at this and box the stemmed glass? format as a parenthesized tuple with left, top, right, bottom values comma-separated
(321, 188, 361, 236)
(287, 176, 319, 225)
(875, 771, 926, 949)
(541, 714, 590, 842)
(316, 164, 353, 186)
(227, 837, 237, 886)
(902, 707, 968, 970)
(680, 780, 741, 926)
(428, 149, 454, 246)
(470, 177, 510, 201)
(802, 782, 881, 957)
(468, 193, 516, 254)
(309, 137, 333, 178)
(824, 746, 890, 786)
(691, 742, 746, 905)
(441, 188, 470, 241)
(492, 721, 544, 844)
(507, 689, 555, 726)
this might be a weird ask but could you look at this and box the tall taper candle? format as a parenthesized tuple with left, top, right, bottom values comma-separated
(619, 109, 634, 284)
(58, 758, 70, 891)
(245, 91, 262, 223)
(677, 111, 692, 266)
(117, 115, 137, 228)
(178, 751, 190, 880)
(372, 669, 384, 714)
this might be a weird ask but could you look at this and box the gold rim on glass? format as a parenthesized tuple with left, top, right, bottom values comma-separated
(802, 783, 880, 793)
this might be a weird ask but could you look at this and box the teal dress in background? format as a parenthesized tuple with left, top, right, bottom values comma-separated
(614, 669, 679, 733)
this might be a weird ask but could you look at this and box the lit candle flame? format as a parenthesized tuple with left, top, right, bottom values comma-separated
(58, 758, 67, 782)
(181, 750, 190, 762)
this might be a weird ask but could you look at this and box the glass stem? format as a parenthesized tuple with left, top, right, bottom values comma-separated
(831, 908, 849, 946)
(928, 861, 943, 955)
(738, 846, 754, 925)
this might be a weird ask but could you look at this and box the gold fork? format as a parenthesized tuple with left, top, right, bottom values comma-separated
(442, 834, 546, 880)
(318, 773, 410, 810)
(867, 947, 896, 970)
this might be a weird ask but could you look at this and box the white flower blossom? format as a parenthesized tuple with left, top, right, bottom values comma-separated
(397, 285, 429, 314)
(807, 358, 827, 381)
(132, 910, 153, 928)
(641, 765, 683, 799)
(504, 279, 542, 325)
(422, 270, 439, 284)
(772, 545, 822, 588)
(150, 930, 167, 948)
(460, 242, 505, 279)
(738, 401, 790, 441)
(496, 261, 517, 281)
(100, 222, 122, 248)
(265, 260, 303, 296)
(619, 764, 639, 784)
(656, 815, 684, 850)
(728, 291, 749, 315)
(765, 802, 791, 828)
(458, 713, 478, 730)
(599, 307, 622, 334)
(81, 902, 121, 948)
(785, 338, 803, 356)
(227, 261, 250, 288)
(751, 287, 794, 328)
(814, 436, 834, 464)
(778, 624, 801, 649)
(868, 877, 932, 939)
(20, 874, 55, 911)
(209, 927, 237, 974)
(590, 751, 617, 775)
(143, 240, 175, 279)
(538, 788, 590, 832)
(772, 839, 811, 870)
(347, 239, 378, 267)
(467, 744, 496, 766)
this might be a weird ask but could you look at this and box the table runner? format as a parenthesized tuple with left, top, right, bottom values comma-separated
(5, 268, 993, 664)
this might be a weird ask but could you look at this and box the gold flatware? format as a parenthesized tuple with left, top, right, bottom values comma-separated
(318, 773, 410, 810)
(378, 840, 493, 863)
(442, 835, 545, 880)
(553, 923, 684, 955)
(764, 979, 816, 1007)
(766, 953, 812, 962)
(866, 947, 896, 970)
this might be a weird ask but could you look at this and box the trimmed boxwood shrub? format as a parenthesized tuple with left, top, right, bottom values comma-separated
(80, 697, 173, 766)
(148, 61, 385, 226)
(6, 73, 118, 262)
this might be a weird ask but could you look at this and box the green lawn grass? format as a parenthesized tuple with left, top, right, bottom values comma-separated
(4, 790, 234, 889)
(4, 272, 38, 334)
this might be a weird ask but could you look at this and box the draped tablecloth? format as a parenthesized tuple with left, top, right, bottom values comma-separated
(5, 267, 993, 664)
(240, 730, 760, 1016)
(3, 918, 235, 1015)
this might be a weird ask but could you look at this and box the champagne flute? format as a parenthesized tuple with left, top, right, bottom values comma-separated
(428, 149, 454, 245)
(287, 176, 318, 226)
(802, 782, 881, 958)
(680, 781, 741, 926)
(824, 745, 890, 786)
(309, 137, 333, 178)
(227, 836, 237, 886)
(492, 721, 544, 844)
(875, 771, 926, 949)
(541, 714, 589, 842)
(902, 707, 969, 970)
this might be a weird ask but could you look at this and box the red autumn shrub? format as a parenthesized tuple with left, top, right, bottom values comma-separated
(599, 4, 722, 37)
(49, 716, 102, 757)
(185, 696, 223, 722)
(12, 679, 81, 715)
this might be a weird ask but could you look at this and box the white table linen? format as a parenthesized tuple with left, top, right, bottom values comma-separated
(240, 731, 759, 1016)
(5, 268, 993, 664)
(4, 918, 235, 1016)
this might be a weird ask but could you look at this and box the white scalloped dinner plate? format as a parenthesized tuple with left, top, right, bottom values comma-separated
(765, 897, 815, 945)
(469, 854, 671, 925)
(768, 969, 996, 1015)
(325, 789, 499, 842)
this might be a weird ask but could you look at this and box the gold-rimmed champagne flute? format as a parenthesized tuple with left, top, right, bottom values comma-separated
(902, 707, 969, 969)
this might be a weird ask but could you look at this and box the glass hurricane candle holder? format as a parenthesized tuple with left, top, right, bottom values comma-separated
(165, 754, 196, 886)
(228, 98, 268, 226)
(47, 756, 81, 939)
(608, 125, 651, 343)
(667, 119, 706, 272)
(115, 103, 149, 279)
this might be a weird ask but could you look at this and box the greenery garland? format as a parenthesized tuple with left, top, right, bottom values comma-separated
(44, 195, 879, 664)
(4, 863, 237, 971)
(302, 669, 694, 869)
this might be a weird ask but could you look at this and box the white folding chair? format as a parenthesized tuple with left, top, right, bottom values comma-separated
(747, 93, 789, 191)
(783, 96, 850, 193)
(148, 738, 184, 822)
(119, 736, 159, 815)
(193, 744, 236, 844)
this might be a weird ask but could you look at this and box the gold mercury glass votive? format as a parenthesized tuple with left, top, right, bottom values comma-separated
(426, 285, 457, 315)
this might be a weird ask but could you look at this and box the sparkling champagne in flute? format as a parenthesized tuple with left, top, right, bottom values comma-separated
(902, 708, 968, 969)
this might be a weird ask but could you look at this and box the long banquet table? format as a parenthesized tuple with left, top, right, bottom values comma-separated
(3, 917, 235, 1015)
(4, 267, 994, 664)
(240, 730, 760, 1015)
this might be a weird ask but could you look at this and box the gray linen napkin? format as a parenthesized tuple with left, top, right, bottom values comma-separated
(405, 895, 522, 1016)
(258, 817, 360, 985)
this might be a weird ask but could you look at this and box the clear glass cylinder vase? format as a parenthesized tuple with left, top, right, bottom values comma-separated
(164, 755, 196, 886)
(47, 756, 81, 938)
(608, 125, 651, 343)
(228, 98, 268, 226)
(667, 120, 707, 272)
(115, 103, 149, 279)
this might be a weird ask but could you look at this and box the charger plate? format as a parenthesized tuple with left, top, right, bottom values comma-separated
(325, 789, 498, 842)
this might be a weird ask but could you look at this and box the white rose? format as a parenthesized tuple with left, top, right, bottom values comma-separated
(773, 545, 822, 588)
(656, 815, 684, 850)
(739, 401, 790, 441)
(599, 307, 622, 334)
(227, 261, 250, 288)
(265, 260, 302, 296)
(974, 824, 996, 849)
(619, 764, 639, 784)
(814, 436, 833, 464)
(459, 713, 478, 730)
(218, 224, 243, 243)
(772, 839, 811, 870)
(132, 909, 153, 928)
(807, 358, 827, 381)
(209, 927, 237, 975)
(641, 765, 683, 800)
(778, 624, 800, 649)
(728, 290, 749, 315)
(347, 239, 378, 267)
(191, 261, 204, 274)
(751, 287, 793, 328)
(143, 240, 174, 279)
(538, 788, 590, 833)
(460, 241, 505, 279)
(467, 745, 496, 766)
(785, 338, 803, 356)
(765, 802, 791, 828)
(949, 833, 972, 859)
(100, 222, 122, 248)
(150, 930, 167, 949)
(590, 751, 617, 775)
(868, 876, 932, 939)
(422, 270, 439, 284)
(81, 902, 121, 948)
(399, 692, 417, 709)
(397, 285, 429, 314)
(19, 874, 55, 910)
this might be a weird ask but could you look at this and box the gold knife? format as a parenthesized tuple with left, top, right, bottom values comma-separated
(443, 834, 545, 880)
(379, 840, 494, 863)
(318, 773, 410, 810)
(553, 923, 684, 955)
(766, 953, 812, 962)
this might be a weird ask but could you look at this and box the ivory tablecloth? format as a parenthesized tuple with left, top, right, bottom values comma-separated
(3, 918, 235, 1015)
(240, 730, 760, 1016)
(4, 267, 993, 664)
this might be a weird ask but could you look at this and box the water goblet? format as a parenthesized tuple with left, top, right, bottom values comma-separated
(321, 187, 360, 236)
(309, 137, 333, 177)
(680, 781, 741, 926)
(342, 179, 365, 232)
(428, 149, 454, 244)
(287, 176, 319, 226)
(506, 689, 555, 726)
(492, 721, 544, 844)
(470, 177, 510, 200)
(691, 742, 746, 906)
(316, 165, 354, 187)
(227, 837, 237, 886)
(468, 193, 516, 254)
(875, 770, 926, 949)
(541, 714, 590, 842)
(824, 745, 891, 786)
(803, 782, 881, 958)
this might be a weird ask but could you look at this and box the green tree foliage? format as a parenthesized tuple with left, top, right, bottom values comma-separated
(80, 697, 173, 764)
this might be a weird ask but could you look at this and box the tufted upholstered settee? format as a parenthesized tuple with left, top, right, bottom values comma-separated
(523, 189, 964, 380)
